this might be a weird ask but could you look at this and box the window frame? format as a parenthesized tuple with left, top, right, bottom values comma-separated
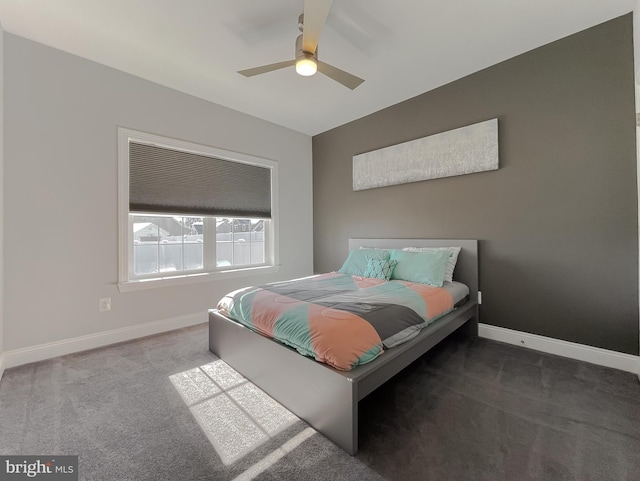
(117, 128, 279, 292)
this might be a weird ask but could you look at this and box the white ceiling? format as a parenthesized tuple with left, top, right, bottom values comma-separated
(0, 0, 634, 136)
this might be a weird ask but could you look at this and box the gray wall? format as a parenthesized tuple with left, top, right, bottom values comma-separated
(313, 14, 638, 355)
(3, 34, 313, 353)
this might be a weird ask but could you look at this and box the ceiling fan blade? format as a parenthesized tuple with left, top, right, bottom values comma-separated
(238, 60, 296, 77)
(302, 0, 334, 53)
(317, 61, 364, 90)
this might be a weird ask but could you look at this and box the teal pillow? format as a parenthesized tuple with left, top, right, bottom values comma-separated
(363, 259, 397, 280)
(338, 248, 390, 276)
(390, 249, 450, 287)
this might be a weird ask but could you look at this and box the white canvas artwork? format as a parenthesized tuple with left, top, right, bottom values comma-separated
(353, 118, 499, 191)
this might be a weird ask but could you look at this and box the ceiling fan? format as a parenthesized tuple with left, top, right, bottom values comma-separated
(237, 0, 365, 90)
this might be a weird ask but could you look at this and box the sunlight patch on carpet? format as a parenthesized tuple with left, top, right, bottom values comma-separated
(170, 360, 300, 465)
(231, 427, 316, 481)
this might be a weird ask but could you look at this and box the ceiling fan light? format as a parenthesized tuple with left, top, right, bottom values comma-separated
(296, 56, 317, 76)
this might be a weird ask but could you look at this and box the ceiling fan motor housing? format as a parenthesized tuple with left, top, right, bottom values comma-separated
(295, 34, 317, 61)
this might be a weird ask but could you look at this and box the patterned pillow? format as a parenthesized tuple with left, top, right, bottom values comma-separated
(363, 259, 397, 281)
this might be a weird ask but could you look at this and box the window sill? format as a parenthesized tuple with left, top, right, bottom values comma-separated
(117, 265, 280, 292)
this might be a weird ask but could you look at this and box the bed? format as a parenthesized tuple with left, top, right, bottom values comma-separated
(209, 238, 478, 455)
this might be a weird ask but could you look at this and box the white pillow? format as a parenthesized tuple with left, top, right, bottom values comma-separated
(402, 246, 461, 283)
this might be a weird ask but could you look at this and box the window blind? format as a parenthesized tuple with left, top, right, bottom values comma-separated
(129, 142, 272, 218)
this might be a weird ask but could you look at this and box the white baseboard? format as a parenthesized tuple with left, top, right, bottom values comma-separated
(479, 323, 640, 375)
(3, 317, 636, 377)
(3, 312, 207, 370)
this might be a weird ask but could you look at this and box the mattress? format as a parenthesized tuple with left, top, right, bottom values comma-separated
(216, 272, 469, 371)
(443, 281, 470, 307)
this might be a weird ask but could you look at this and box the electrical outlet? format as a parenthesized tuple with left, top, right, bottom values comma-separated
(99, 298, 111, 312)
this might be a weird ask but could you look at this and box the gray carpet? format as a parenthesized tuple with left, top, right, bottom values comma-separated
(1, 323, 639, 481)
(358, 329, 640, 481)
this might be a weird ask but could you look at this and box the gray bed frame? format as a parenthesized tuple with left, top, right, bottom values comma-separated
(208, 238, 478, 455)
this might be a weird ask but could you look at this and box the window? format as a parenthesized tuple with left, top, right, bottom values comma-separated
(131, 215, 267, 275)
(118, 129, 278, 291)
